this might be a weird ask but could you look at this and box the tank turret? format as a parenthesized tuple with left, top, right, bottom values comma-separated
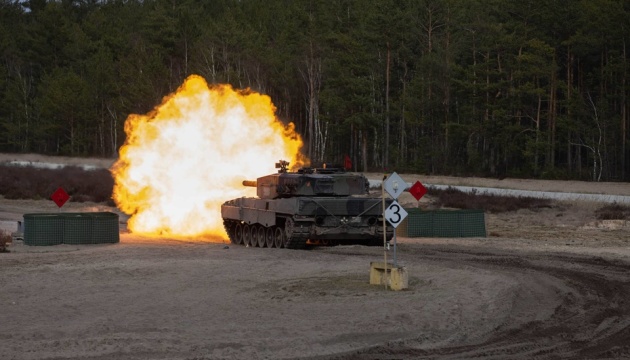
(221, 160, 393, 249)
(242, 163, 370, 200)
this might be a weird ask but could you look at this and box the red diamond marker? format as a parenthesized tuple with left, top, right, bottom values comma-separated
(51, 187, 70, 208)
(409, 181, 427, 201)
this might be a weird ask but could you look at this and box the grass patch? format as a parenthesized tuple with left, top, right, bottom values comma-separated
(595, 203, 630, 220)
(0, 164, 114, 205)
(428, 186, 554, 213)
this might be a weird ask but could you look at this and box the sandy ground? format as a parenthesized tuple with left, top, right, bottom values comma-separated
(1, 154, 630, 359)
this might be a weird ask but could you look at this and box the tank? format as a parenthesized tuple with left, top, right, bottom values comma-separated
(221, 160, 394, 249)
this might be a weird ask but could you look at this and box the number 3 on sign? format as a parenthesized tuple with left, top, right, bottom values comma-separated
(385, 201, 408, 228)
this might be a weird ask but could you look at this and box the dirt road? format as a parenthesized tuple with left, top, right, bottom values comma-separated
(2, 233, 629, 359)
(327, 242, 630, 359)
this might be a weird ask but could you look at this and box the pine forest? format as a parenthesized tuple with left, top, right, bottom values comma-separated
(1, 0, 629, 181)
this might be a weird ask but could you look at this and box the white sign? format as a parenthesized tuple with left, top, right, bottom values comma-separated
(383, 172, 406, 199)
(385, 200, 408, 228)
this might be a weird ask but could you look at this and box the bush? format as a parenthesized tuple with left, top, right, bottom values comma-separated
(428, 186, 553, 213)
(0, 164, 115, 204)
(0, 230, 11, 252)
(595, 203, 630, 220)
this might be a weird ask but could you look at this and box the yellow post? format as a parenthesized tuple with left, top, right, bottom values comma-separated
(382, 174, 388, 290)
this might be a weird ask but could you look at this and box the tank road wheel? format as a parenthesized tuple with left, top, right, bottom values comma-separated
(243, 224, 251, 247)
(265, 227, 274, 248)
(234, 223, 243, 245)
(250, 225, 259, 247)
(257, 226, 266, 248)
(274, 227, 284, 248)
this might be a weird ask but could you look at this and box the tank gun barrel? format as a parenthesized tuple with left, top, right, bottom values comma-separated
(368, 179, 413, 191)
(242, 180, 257, 187)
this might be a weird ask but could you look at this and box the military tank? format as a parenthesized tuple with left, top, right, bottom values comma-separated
(221, 161, 394, 249)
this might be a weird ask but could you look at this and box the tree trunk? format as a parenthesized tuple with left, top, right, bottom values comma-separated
(385, 42, 390, 169)
(399, 64, 408, 167)
(622, 39, 627, 179)
(566, 45, 573, 174)
(362, 130, 368, 172)
(535, 90, 541, 173)
(301, 40, 322, 162)
(107, 103, 118, 157)
(547, 52, 557, 170)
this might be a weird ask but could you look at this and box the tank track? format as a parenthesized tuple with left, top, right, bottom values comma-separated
(282, 218, 309, 249)
(284, 234, 308, 249)
(223, 219, 308, 250)
(222, 219, 385, 250)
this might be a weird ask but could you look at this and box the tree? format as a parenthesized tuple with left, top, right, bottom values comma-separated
(36, 68, 93, 155)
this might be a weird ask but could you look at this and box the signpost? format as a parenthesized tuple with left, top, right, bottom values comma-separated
(385, 200, 407, 266)
(375, 173, 423, 291)
(385, 201, 408, 229)
(51, 187, 70, 208)
(382, 172, 409, 289)
(384, 172, 406, 199)
(409, 181, 427, 202)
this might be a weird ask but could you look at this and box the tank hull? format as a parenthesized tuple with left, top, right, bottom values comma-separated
(221, 196, 394, 249)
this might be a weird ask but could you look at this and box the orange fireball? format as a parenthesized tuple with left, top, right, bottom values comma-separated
(111, 75, 304, 239)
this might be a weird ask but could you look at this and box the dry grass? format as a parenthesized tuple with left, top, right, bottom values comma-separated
(0, 164, 114, 205)
(595, 203, 630, 220)
(427, 186, 630, 225)
(0, 230, 11, 253)
(1, 161, 626, 221)
(429, 186, 554, 213)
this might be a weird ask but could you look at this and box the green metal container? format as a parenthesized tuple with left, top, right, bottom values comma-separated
(62, 213, 94, 245)
(402, 208, 486, 238)
(91, 212, 120, 244)
(23, 213, 64, 246)
(23, 212, 120, 246)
